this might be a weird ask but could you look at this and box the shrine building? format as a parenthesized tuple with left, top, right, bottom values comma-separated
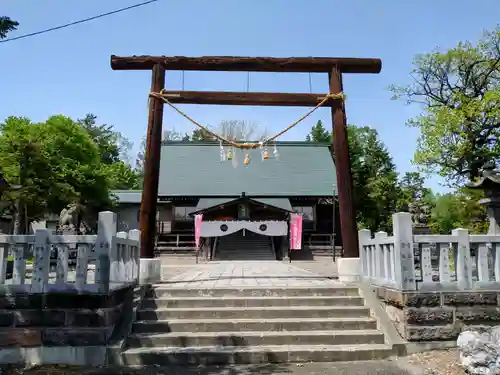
(112, 141, 338, 261)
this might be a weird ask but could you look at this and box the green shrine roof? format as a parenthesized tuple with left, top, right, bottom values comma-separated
(158, 141, 337, 197)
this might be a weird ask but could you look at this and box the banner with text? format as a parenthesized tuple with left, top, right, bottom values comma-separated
(289, 214, 303, 250)
(194, 214, 203, 248)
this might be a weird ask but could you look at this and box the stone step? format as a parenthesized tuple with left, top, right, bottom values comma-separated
(121, 343, 393, 365)
(216, 254, 273, 257)
(217, 244, 270, 248)
(216, 257, 276, 261)
(128, 329, 385, 347)
(138, 306, 371, 320)
(218, 247, 270, 249)
(142, 295, 365, 309)
(147, 286, 359, 298)
(132, 316, 378, 333)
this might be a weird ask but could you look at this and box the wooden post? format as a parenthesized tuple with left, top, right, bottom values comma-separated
(140, 64, 165, 258)
(329, 65, 359, 258)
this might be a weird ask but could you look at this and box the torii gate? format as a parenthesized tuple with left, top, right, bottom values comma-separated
(110, 55, 382, 268)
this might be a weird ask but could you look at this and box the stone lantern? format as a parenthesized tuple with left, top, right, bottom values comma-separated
(468, 161, 500, 235)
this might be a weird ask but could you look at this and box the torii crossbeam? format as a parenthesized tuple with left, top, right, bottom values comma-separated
(110, 55, 382, 260)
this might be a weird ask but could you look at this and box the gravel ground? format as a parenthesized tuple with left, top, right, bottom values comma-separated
(0, 353, 467, 375)
(0, 360, 422, 375)
(403, 349, 464, 375)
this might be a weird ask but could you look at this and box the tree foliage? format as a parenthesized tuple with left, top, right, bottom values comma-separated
(396, 172, 434, 212)
(0, 16, 18, 39)
(306, 120, 399, 233)
(78, 114, 140, 190)
(0, 114, 141, 232)
(305, 120, 490, 234)
(391, 26, 500, 186)
(191, 120, 267, 142)
(429, 188, 487, 234)
(0, 116, 112, 227)
(78, 114, 133, 165)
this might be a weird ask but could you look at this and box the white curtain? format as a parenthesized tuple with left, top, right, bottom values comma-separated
(200, 220, 287, 237)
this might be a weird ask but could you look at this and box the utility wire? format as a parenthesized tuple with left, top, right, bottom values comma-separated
(0, 0, 159, 44)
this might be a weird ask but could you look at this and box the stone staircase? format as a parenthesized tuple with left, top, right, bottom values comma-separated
(214, 231, 275, 261)
(121, 284, 393, 365)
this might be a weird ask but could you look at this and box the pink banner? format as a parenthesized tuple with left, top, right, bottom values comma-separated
(289, 214, 303, 250)
(194, 214, 203, 248)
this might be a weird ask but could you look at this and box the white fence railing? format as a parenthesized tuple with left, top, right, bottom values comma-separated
(0, 211, 140, 294)
(359, 212, 500, 291)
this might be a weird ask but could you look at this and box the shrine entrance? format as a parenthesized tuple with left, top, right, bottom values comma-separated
(193, 195, 290, 261)
(110, 55, 382, 262)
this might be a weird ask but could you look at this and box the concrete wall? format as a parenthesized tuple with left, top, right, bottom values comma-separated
(116, 204, 140, 232)
(116, 203, 173, 232)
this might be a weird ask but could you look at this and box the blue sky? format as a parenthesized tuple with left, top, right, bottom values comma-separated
(1, 0, 499, 192)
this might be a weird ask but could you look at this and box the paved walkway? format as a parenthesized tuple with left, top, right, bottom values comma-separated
(162, 261, 343, 288)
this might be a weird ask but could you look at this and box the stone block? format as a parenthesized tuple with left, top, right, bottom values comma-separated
(406, 325, 458, 341)
(42, 286, 133, 309)
(42, 309, 66, 326)
(0, 328, 42, 347)
(13, 309, 43, 327)
(0, 311, 14, 327)
(376, 287, 442, 307)
(404, 293, 442, 307)
(455, 306, 500, 322)
(404, 307, 454, 325)
(44, 293, 110, 309)
(0, 294, 42, 309)
(375, 287, 404, 306)
(42, 328, 109, 346)
(66, 306, 121, 327)
(443, 292, 498, 306)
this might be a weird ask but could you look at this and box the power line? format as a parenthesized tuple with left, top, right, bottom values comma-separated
(0, 0, 159, 44)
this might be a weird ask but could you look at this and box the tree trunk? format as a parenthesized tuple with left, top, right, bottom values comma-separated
(13, 200, 26, 234)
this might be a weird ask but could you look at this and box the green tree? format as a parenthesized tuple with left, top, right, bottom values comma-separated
(390, 26, 500, 186)
(0, 16, 18, 39)
(306, 121, 399, 233)
(78, 114, 133, 164)
(77, 113, 140, 190)
(429, 188, 487, 234)
(305, 120, 330, 143)
(191, 128, 216, 141)
(0, 116, 114, 233)
(397, 172, 434, 212)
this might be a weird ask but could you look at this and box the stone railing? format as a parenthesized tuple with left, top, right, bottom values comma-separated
(0, 211, 145, 365)
(359, 212, 500, 291)
(359, 212, 500, 342)
(0, 211, 140, 294)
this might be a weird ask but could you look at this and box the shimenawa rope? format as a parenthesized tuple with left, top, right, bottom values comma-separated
(149, 90, 344, 149)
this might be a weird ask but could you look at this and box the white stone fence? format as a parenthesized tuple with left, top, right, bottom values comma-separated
(0, 211, 140, 294)
(359, 212, 500, 291)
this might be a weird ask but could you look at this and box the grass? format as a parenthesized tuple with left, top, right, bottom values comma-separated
(7, 256, 34, 264)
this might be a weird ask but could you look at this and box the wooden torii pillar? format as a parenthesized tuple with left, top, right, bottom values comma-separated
(110, 55, 382, 259)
